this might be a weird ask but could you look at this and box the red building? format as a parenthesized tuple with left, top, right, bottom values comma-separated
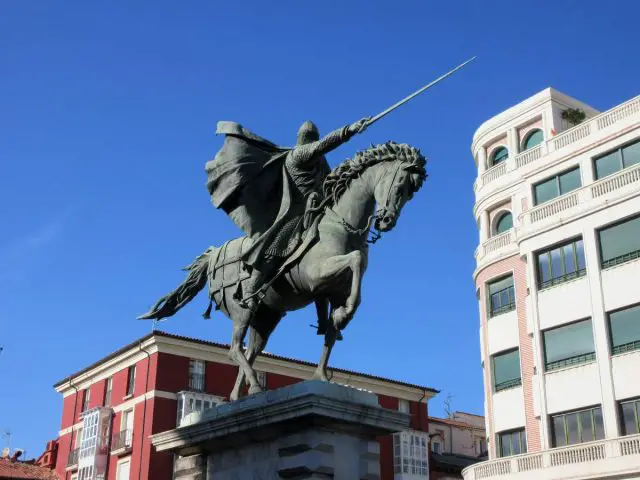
(53, 331, 438, 480)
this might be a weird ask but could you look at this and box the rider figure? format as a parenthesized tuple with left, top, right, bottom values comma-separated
(240, 118, 369, 312)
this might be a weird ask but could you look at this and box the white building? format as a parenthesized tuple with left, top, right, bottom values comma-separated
(464, 88, 640, 480)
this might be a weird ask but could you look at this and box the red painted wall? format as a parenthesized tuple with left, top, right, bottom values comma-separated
(154, 352, 190, 392)
(60, 394, 77, 430)
(377, 395, 399, 480)
(266, 372, 299, 390)
(148, 397, 178, 480)
(54, 433, 72, 480)
(205, 361, 237, 399)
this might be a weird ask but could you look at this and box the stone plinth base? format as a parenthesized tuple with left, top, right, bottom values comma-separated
(151, 380, 410, 480)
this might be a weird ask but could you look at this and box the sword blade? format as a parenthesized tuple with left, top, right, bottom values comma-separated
(366, 56, 477, 126)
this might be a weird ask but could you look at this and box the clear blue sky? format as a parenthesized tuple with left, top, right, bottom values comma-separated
(1, 0, 639, 458)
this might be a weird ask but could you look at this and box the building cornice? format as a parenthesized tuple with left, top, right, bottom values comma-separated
(54, 331, 438, 402)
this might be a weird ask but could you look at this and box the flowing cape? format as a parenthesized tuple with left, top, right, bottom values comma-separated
(206, 121, 292, 237)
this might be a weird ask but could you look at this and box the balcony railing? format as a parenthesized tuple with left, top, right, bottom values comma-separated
(462, 434, 640, 480)
(521, 163, 640, 227)
(66, 448, 79, 468)
(111, 429, 133, 453)
(476, 94, 640, 190)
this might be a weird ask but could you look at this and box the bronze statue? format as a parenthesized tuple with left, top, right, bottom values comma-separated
(139, 58, 475, 400)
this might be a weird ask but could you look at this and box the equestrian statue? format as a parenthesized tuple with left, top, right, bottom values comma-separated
(138, 58, 475, 401)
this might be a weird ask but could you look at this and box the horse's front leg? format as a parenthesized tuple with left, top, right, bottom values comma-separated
(312, 323, 338, 382)
(311, 249, 366, 331)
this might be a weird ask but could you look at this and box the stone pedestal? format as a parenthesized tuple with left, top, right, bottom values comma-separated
(151, 380, 410, 480)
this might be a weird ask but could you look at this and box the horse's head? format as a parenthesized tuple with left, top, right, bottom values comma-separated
(373, 143, 427, 232)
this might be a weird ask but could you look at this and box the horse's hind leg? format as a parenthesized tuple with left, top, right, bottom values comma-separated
(312, 323, 338, 382)
(228, 318, 261, 401)
(230, 308, 282, 399)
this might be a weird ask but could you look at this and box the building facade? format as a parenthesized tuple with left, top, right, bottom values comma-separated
(53, 331, 438, 480)
(465, 89, 640, 479)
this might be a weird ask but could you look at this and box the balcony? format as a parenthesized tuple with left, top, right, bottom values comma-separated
(475, 229, 518, 271)
(475, 94, 640, 193)
(111, 429, 133, 455)
(462, 434, 640, 480)
(66, 448, 79, 469)
(519, 163, 640, 238)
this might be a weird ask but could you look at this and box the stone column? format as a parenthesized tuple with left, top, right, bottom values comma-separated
(507, 128, 520, 161)
(479, 210, 490, 243)
(477, 146, 487, 175)
(152, 381, 411, 480)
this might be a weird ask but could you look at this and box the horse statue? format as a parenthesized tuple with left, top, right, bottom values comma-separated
(139, 141, 427, 400)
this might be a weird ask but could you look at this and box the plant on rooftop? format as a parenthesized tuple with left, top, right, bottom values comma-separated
(562, 108, 586, 126)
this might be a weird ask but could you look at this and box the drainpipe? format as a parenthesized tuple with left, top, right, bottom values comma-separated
(67, 381, 79, 480)
(417, 390, 428, 431)
(137, 341, 152, 480)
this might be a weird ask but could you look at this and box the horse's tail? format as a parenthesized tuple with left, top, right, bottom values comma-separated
(137, 247, 214, 321)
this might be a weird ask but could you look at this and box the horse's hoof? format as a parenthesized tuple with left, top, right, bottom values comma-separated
(248, 384, 264, 395)
(332, 307, 350, 330)
(311, 373, 330, 382)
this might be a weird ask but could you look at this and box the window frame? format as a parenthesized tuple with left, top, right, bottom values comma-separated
(490, 146, 509, 167)
(619, 397, 640, 436)
(495, 211, 513, 235)
(523, 129, 543, 151)
(81, 388, 91, 413)
(491, 348, 522, 392)
(593, 138, 640, 180)
(188, 359, 206, 392)
(532, 166, 582, 206)
(126, 366, 136, 397)
(550, 405, 604, 447)
(542, 318, 596, 372)
(608, 303, 640, 355)
(104, 377, 112, 407)
(536, 237, 586, 290)
(598, 214, 640, 269)
(496, 428, 527, 458)
(487, 274, 516, 317)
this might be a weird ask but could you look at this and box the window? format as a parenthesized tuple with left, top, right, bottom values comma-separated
(188, 359, 206, 392)
(81, 388, 90, 413)
(495, 212, 513, 234)
(398, 399, 410, 414)
(104, 377, 112, 406)
(523, 129, 543, 150)
(551, 406, 604, 447)
(537, 238, 586, 289)
(116, 459, 131, 480)
(594, 138, 640, 179)
(432, 442, 441, 454)
(492, 349, 521, 392)
(543, 319, 595, 371)
(392, 431, 429, 476)
(497, 429, 526, 457)
(487, 275, 515, 317)
(599, 215, 640, 268)
(620, 398, 640, 435)
(533, 167, 581, 205)
(256, 370, 267, 389)
(491, 147, 509, 166)
(609, 304, 640, 355)
(126, 366, 136, 397)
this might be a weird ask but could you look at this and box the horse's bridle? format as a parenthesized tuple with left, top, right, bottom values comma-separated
(333, 162, 406, 246)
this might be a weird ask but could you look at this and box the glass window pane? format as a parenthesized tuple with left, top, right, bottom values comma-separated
(511, 432, 521, 455)
(551, 247, 564, 278)
(544, 320, 595, 366)
(534, 178, 559, 205)
(500, 434, 511, 457)
(538, 253, 551, 284)
(493, 350, 520, 387)
(492, 147, 508, 166)
(553, 416, 566, 447)
(524, 130, 543, 150)
(520, 431, 527, 453)
(621, 402, 639, 435)
(595, 150, 622, 179)
(563, 244, 577, 275)
(559, 168, 582, 195)
(600, 217, 640, 264)
(489, 275, 514, 295)
(610, 305, 640, 350)
(576, 240, 586, 271)
(594, 407, 605, 440)
(566, 413, 579, 445)
(622, 141, 640, 168)
(580, 410, 594, 442)
(496, 213, 513, 234)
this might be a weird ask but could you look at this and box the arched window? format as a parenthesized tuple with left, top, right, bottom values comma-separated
(523, 129, 543, 150)
(491, 147, 509, 166)
(496, 212, 513, 234)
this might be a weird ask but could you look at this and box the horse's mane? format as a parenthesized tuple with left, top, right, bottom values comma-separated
(322, 141, 427, 206)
